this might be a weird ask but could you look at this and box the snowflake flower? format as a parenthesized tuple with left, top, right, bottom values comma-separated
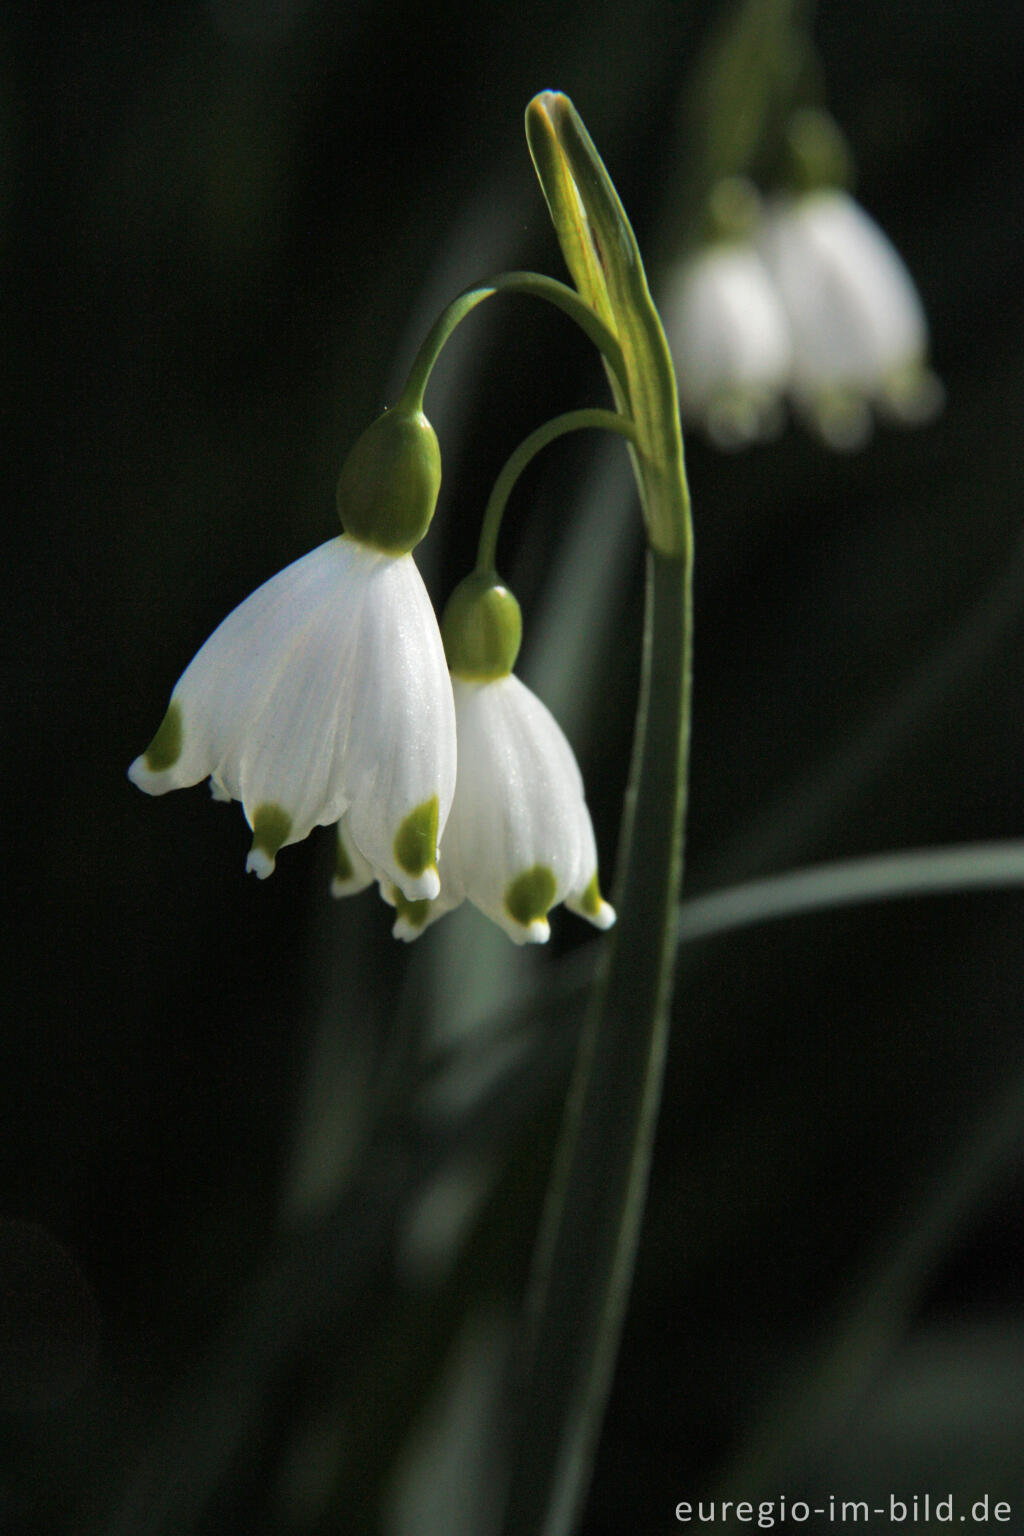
(129, 407, 457, 900)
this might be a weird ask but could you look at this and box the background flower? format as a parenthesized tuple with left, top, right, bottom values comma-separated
(759, 187, 944, 449)
(661, 237, 792, 448)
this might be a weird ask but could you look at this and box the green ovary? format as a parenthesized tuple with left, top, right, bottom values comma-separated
(251, 803, 292, 859)
(144, 701, 183, 771)
(394, 796, 439, 877)
(505, 864, 558, 928)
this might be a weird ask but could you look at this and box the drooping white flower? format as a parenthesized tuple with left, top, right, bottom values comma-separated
(661, 239, 792, 450)
(129, 406, 457, 901)
(758, 187, 943, 449)
(377, 572, 615, 945)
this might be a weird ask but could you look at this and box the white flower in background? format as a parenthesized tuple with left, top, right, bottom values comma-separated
(129, 407, 457, 901)
(755, 105, 943, 451)
(660, 180, 792, 449)
(375, 573, 615, 945)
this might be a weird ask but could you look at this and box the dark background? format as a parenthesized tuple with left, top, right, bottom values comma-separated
(4, 0, 1024, 1532)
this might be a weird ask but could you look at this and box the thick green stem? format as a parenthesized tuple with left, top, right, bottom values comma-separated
(501, 545, 693, 1536)
(476, 408, 636, 573)
(398, 272, 627, 411)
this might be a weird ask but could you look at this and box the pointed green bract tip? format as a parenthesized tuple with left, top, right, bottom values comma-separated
(505, 864, 558, 928)
(393, 887, 432, 930)
(336, 406, 441, 554)
(251, 803, 292, 858)
(143, 701, 183, 772)
(579, 871, 604, 918)
(394, 796, 439, 878)
(442, 572, 522, 679)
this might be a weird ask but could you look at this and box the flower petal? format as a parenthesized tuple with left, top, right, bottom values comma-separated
(129, 535, 457, 887)
(341, 553, 457, 902)
(440, 674, 609, 941)
(760, 190, 929, 400)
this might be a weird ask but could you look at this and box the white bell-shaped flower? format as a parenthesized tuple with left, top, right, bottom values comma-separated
(660, 181, 792, 450)
(382, 573, 615, 945)
(129, 406, 457, 902)
(758, 187, 943, 449)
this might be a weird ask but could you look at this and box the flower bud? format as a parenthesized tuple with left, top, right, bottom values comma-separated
(336, 406, 442, 554)
(441, 571, 523, 679)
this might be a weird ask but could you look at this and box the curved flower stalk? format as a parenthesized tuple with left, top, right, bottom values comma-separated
(660, 180, 792, 449)
(129, 407, 457, 900)
(380, 571, 615, 945)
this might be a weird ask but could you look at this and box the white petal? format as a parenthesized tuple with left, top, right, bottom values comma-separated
(760, 190, 929, 399)
(129, 535, 457, 886)
(342, 553, 456, 902)
(330, 813, 375, 898)
(441, 675, 605, 941)
(130, 539, 360, 819)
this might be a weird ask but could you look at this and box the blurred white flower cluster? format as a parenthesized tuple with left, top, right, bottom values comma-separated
(661, 134, 943, 451)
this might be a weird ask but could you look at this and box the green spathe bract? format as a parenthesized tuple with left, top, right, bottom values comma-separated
(442, 572, 523, 679)
(336, 406, 441, 554)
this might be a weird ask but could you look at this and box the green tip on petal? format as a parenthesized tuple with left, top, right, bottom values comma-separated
(505, 863, 558, 931)
(336, 406, 442, 554)
(391, 887, 433, 941)
(143, 701, 183, 772)
(246, 802, 292, 879)
(394, 796, 439, 879)
(442, 572, 523, 679)
(569, 872, 617, 931)
(334, 833, 356, 885)
(579, 871, 604, 917)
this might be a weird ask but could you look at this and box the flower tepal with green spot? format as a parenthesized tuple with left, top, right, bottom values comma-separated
(387, 571, 615, 945)
(128, 408, 456, 901)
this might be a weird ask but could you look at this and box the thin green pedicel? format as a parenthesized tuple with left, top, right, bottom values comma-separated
(144, 702, 183, 771)
(394, 797, 439, 877)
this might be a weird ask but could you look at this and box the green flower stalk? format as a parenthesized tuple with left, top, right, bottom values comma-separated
(497, 92, 694, 1536)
